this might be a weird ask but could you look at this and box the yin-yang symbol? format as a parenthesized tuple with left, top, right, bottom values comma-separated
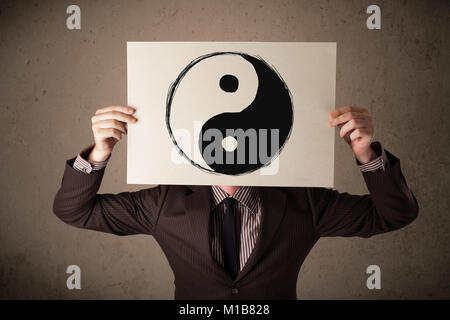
(166, 52, 293, 175)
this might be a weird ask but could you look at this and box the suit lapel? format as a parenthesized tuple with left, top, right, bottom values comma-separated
(185, 185, 212, 260)
(185, 185, 231, 281)
(235, 186, 287, 282)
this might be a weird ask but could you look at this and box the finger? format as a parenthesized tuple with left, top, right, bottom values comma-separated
(339, 119, 371, 137)
(95, 128, 123, 141)
(349, 128, 373, 142)
(330, 106, 369, 119)
(328, 111, 372, 127)
(95, 105, 135, 115)
(92, 119, 128, 134)
(92, 111, 137, 124)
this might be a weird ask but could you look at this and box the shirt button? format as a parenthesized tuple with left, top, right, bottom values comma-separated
(231, 288, 239, 295)
(82, 168, 87, 173)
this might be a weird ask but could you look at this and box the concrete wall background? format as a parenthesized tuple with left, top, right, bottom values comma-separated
(0, 0, 449, 299)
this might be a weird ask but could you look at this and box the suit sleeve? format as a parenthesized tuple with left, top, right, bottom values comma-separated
(307, 149, 419, 238)
(52, 156, 166, 236)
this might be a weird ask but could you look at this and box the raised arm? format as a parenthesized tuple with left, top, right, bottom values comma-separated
(309, 106, 419, 237)
(308, 148, 418, 238)
(52, 105, 166, 236)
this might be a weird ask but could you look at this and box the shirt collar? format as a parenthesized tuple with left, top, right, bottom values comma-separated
(211, 186, 260, 214)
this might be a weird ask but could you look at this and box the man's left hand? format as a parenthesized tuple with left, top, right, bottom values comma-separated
(328, 106, 377, 164)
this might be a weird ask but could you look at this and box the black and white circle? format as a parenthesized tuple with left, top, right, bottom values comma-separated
(166, 52, 293, 175)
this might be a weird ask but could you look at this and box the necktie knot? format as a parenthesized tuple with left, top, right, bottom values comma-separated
(223, 197, 236, 212)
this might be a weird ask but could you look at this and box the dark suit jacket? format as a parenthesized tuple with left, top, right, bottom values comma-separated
(53, 149, 418, 299)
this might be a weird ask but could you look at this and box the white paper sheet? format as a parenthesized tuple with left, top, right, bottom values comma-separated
(127, 42, 336, 187)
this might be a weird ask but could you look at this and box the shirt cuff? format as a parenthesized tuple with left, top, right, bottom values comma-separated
(72, 144, 110, 174)
(357, 141, 387, 172)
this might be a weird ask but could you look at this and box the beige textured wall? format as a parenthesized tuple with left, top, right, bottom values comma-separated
(0, 0, 449, 299)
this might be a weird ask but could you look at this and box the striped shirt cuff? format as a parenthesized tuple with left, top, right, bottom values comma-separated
(72, 144, 110, 174)
(357, 141, 386, 172)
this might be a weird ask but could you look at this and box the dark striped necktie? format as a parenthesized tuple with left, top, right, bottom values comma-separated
(222, 197, 239, 279)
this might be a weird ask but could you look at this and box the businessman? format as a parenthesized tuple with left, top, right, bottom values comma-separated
(53, 105, 418, 299)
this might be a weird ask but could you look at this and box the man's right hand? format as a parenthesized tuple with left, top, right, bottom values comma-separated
(88, 105, 137, 162)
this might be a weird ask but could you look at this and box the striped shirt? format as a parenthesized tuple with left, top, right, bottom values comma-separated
(72, 142, 386, 271)
(72, 144, 110, 173)
(210, 185, 261, 271)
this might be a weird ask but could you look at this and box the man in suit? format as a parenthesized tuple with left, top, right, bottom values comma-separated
(53, 105, 418, 299)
